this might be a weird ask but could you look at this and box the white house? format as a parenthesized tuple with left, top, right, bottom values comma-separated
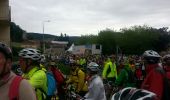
(67, 44, 102, 55)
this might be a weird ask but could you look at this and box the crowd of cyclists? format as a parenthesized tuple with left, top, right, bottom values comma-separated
(0, 42, 170, 100)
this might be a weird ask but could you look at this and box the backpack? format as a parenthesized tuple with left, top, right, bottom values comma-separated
(30, 68, 56, 99)
(51, 67, 65, 91)
(155, 67, 170, 100)
(9, 76, 23, 100)
(46, 72, 57, 96)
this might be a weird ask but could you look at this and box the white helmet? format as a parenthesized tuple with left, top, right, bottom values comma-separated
(87, 62, 99, 72)
(19, 48, 41, 61)
(111, 87, 157, 100)
(143, 50, 160, 58)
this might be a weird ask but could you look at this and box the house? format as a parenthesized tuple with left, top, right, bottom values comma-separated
(20, 40, 41, 49)
(45, 41, 68, 55)
(0, 0, 11, 46)
(68, 44, 102, 55)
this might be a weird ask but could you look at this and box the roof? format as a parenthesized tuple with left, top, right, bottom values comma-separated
(51, 41, 68, 45)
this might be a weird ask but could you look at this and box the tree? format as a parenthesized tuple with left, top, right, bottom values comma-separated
(10, 22, 25, 42)
(153, 27, 170, 52)
(57, 33, 69, 41)
(76, 35, 98, 45)
(118, 25, 160, 54)
(98, 29, 118, 54)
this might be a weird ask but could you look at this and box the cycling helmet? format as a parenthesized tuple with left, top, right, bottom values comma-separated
(0, 42, 12, 59)
(143, 50, 160, 64)
(87, 62, 99, 72)
(143, 50, 160, 58)
(111, 87, 157, 100)
(19, 48, 41, 61)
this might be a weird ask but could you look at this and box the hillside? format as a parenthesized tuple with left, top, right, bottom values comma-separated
(26, 32, 80, 45)
(26, 32, 57, 41)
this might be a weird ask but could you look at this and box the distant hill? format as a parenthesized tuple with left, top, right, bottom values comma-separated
(68, 36, 80, 44)
(26, 32, 57, 41)
(10, 21, 80, 46)
(26, 33, 80, 45)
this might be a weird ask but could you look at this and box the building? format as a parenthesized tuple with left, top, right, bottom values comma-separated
(45, 41, 68, 55)
(20, 40, 41, 49)
(0, 0, 11, 45)
(68, 44, 102, 55)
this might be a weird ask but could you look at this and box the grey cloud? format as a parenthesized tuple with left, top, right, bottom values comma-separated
(10, 0, 170, 36)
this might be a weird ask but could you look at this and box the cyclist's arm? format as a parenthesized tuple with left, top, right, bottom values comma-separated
(19, 79, 37, 100)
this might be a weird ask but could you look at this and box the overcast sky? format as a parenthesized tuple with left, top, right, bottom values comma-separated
(10, 0, 170, 36)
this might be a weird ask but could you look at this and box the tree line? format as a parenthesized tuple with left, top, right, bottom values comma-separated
(75, 25, 170, 55)
(10, 22, 170, 55)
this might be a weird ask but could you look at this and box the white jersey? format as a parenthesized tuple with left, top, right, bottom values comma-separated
(84, 75, 106, 100)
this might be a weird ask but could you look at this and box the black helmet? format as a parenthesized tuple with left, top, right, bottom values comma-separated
(0, 42, 12, 59)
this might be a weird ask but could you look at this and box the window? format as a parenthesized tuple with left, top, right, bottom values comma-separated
(96, 45, 100, 49)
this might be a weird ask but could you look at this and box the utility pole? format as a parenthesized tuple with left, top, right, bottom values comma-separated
(42, 20, 50, 53)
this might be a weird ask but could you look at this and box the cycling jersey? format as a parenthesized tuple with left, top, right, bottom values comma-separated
(66, 68, 88, 93)
(102, 60, 117, 79)
(84, 75, 106, 100)
(23, 66, 47, 100)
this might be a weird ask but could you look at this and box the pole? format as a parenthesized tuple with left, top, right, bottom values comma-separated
(42, 22, 45, 53)
(116, 45, 118, 66)
(42, 20, 50, 53)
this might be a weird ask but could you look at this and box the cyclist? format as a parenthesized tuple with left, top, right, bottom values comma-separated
(66, 60, 88, 97)
(0, 43, 36, 100)
(84, 62, 106, 100)
(134, 63, 143, 88)
(46, 61, 57, 100)
(102, 56, 117, 83)
(19, 48, 47, 100)
(163, 54, 170, 79)
(141, 50, 164, 100)
(114, 58, 136, 88)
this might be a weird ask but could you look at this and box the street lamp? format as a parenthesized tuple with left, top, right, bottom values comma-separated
(42, 20, 50, 53)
